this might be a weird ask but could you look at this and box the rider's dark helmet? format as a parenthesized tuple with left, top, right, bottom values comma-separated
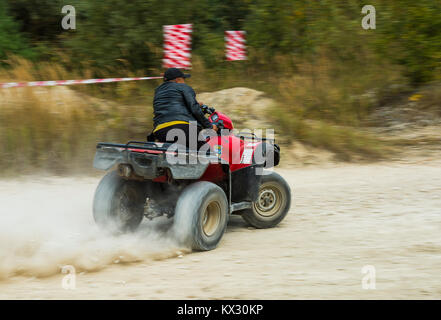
(163, 68, 191, 81)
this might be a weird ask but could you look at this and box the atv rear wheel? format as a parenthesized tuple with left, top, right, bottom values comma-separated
(173, 182, 228, 251)
(93, 171, 145, 233)
(241, 171, 291, 228)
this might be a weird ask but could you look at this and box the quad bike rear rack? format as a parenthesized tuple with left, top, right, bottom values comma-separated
(94, 141, 220, 180)
(97, 140, 174, 152)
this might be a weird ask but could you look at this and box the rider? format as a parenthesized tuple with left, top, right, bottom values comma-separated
(148, 68, 217, 149)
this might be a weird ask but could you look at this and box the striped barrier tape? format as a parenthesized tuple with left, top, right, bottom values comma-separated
(0, 76, 162, 89)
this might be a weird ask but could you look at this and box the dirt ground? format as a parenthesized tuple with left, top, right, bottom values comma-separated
(0, 158, 440, 299)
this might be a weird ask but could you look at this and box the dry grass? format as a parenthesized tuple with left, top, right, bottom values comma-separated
(269, 109, 393, 161)
(0, 57, 158, 175)
(0, 54, 411, 174)
(413, 83, 441, 116)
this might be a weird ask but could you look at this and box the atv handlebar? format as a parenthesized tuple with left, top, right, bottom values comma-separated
(201, 104, 215, 115)
(201, 104, 224, 133)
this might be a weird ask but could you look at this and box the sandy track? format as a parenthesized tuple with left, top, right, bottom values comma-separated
(0, 160, 441, 299)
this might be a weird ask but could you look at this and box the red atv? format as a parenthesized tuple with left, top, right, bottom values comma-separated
(93, 105, 291, 251)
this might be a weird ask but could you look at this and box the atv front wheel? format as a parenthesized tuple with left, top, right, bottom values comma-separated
(93, 171, 145, 233)
(173, 182, 229, 251)
(241, 171, 291, 228)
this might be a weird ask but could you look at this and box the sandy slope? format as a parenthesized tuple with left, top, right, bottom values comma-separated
(0, 160, 440, 299)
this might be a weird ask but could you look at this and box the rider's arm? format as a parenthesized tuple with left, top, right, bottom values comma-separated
(181, 85, 213, 129)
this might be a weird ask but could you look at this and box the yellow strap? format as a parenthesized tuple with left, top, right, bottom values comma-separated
(153, 120, 189, 133)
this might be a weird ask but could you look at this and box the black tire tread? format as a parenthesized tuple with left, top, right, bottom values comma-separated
(93, 170, 144, 232)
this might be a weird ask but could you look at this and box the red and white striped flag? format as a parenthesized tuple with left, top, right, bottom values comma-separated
(163, 24, 192, 69)
(225, 31, 246, 61)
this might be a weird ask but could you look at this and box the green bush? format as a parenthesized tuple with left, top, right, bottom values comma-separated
(0, 1, 34, 62)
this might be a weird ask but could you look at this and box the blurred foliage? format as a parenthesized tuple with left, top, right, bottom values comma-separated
(0, 1, 34, 62)
(1, 0, 440, 83)
(376, 0, 441, 84)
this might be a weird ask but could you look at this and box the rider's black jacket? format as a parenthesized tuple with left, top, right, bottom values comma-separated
(153, 81, 212, 129)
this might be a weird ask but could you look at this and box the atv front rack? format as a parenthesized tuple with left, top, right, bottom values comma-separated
(235, 132, 275, 143)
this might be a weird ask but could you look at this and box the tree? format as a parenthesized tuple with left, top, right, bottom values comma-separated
(0, 1, 34, 61)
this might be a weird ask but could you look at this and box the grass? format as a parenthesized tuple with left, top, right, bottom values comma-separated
(412, 83, 441, 116)
(269, 108, 393, 161)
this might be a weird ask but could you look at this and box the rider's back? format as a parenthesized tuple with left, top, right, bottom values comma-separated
(153, 81, 197, 127)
